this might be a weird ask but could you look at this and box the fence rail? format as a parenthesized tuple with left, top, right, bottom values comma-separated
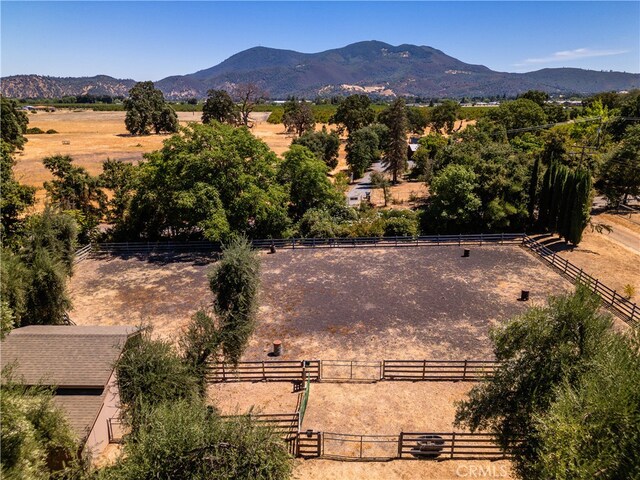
(221, 413, 299, 440)
(207, 359, 498, 383)
(382, 360, 499, 381)
(73, 244, 93, 264)
(523, 236, 638, 326)
(399, 432, 509, 460)
(292, 431, 510, 461)
(107, 417, 125, 444)
(207, 360, 320, 382)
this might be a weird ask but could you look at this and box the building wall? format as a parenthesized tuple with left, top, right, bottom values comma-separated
(83, 369, 121, 462)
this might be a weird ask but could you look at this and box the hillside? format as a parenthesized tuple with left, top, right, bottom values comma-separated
(2, 41, 639, 99)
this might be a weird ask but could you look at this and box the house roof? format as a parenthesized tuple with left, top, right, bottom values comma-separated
(53, 394, 107, 439)
(1, 325, 138, 388)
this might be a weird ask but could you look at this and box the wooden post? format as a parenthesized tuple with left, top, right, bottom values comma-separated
(221, 362, 226, 381)
(360, 435, 363, 459)
(398, 432, 404, 459)
(451, 432, 456, 459)
(422, 360, 427, 380)
(463, 360, 468, 380)
(594, 279, 599, 293)
(318, 432, 323, 457)
(262, 361, 266, 381)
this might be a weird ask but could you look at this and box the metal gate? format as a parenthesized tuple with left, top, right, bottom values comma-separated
(319, 360, 382, 382)
(321, 432, 398, 460)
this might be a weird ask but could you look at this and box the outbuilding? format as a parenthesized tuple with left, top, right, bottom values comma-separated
(1, 325, 140, 462)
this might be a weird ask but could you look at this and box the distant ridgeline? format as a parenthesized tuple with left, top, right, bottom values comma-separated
(2, 41, 639, 100)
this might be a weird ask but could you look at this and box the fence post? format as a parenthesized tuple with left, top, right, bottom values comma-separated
(451, 432, 456, 459)
(318, 432, 323, 457)
(463, 360, 468, 381)
(360, 435, 363, 459)
(459, 234, 462, 246)
(594, 279, 599, 293)
(578, 269, 583, 282)
(480, 233, 483, 246)
(398, 432, 403, 459)
(612, 291, 617, 305)
(422, 360, 427, 380)
(262, 361, 266, 381)
(221, 362, 226, 382)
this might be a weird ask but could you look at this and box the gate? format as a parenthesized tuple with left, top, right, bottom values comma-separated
(321, 432, 398, 460)
(319, 360, 382, 382)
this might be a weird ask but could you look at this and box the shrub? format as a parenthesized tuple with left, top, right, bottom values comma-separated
(115, 332, 199, 428)
(26, 127, 45, 134)
(45, 129, 58, 134)
(101, 399, 293, 480)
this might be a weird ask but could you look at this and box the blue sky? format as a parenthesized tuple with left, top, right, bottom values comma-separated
(1, 1, 638, 80)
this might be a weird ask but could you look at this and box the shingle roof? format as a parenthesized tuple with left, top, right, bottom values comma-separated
(1, 325, 139, 388)
(53, 394, 106, 439)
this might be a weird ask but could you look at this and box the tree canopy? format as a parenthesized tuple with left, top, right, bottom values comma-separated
(124, 81, 178, 135)
(202, 89, 239, 125)
(330, 94, 375, 134)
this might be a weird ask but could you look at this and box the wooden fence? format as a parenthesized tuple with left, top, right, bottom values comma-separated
(221, 413, 299, 440)
(75, 232, 638, 325)
(523, 236, 638, 325)
(382, 360, 499, 381)
(398, 432, 508, 460)
(292, 431, 510, 461)
(207, 360, 320, 382)
(207, 359, 497, 383)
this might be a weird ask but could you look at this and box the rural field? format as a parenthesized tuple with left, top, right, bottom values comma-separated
(17, 109, 438, 208)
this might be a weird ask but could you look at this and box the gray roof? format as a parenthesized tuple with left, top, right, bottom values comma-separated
(53, 394, 106, 439)
(1, 325, 139, 388)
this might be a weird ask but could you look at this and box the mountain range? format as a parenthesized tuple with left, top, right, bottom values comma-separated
(2, 41, 639, 100)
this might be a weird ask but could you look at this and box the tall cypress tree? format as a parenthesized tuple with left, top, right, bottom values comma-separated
(537, 162, 554, 230)
(558, 171, 576, 240)
(528, 156, 541, 225)
(567, 169, 592, 245)
(549, 164, 568, 232)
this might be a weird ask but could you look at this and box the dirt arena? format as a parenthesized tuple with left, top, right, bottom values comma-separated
(69, 245, 573, 359)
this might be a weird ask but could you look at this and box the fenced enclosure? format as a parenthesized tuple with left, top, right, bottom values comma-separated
(398, 432, 508, 460)
(291, 431, 509, 461)
(523, 236, 638, 325)
(221, 412, 300, 440)
(76, 232, 638, 325)
(382, 360, 499, 381)
(207, 359, 497, 383)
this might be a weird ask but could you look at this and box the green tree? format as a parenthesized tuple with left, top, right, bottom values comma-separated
(370, 171, 391, 207)
(0, 97, 29, 151)
(455, 287, 612, 479)
(202, 89, 239, 125)
(330, 94, 375, 134)
(282, 99, 315, 137)
(598, 124, 640, 207)
(411, 133, 447, 181)
(279, 145, 343, 219)
(1, 370, 80, 480)
(291, 127, 340, 169)
(124, 81, 178, 135)
(488, 98, 547, 133)
(345, 126, 380, 179)
(429, 100, 460, 134)
(1, 140, 36, 238)
(536, 331, 640, 480)
(427, 164, 481, 232)
(115, 332, 199, 428)
(380, 98, 408, 184)
(101, 399, 293, 480)
(99, 159, 138, 227)
(208, 237, 260, 365)
(406, 106, 429, 135)
(127, 123, 289, 240)
(42, 155, 106, 242)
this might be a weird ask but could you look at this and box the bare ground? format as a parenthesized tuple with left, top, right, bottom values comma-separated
(69, 246, 573, 357)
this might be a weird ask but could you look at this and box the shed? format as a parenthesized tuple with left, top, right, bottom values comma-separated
(1, 325, 140, 461)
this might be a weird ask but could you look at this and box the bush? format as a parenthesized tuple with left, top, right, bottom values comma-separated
(101, 399, 293, 480)
(45, 129, 58, 134)
(26, 127, 45, 134)
(208, 237, 261, 364)
(382, 210, 419, 237)
(115, 332, 199, 428)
